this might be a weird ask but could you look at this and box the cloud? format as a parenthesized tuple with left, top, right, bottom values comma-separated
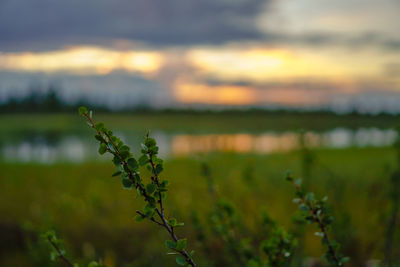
(1, 0, 398, 52)
(0, 0, 268, 51)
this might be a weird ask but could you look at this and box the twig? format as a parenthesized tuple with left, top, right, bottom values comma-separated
(47, 237, 74, 267)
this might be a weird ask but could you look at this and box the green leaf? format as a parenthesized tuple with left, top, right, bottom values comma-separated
(94, 134, 103, 142)
(305, 192, 315, 202)
(127, 158, 139, 171)
(145, 137, 157, 148)
(42, 230, 56, 241)
(121, 178, 133, 189)
(149, 145, 159, 154)
(143, 204, 155, 217)
(136, 187, 142, 196)
(133, 173, 141, 184)
(165, 240, 177, 250)
(176, 238, 187, 250)
(154, 157, 164, 165)
(146, 183, 156, 194)
(134, 214, 144, 222)
(98, 143, 107, 155)
(168, 218, 177, 227)
(78, 106, 87, 115)
(94, 122, 105, 131)
(323, 216, 334, 225)
(112, 171, 122, 177)
(175, 256, 186, 266)
(120, 145, 129, 151)
(160, 180, 170, 187)
(299, 203, 309, 212)
(113, 156, 122, 166)
(154, 164, 163, 175)
(141, 143, 147, 151)
(292, 198, 301, 204)
(120, 150, 131, 159)
(139, 155, 148, 166)
(168, 218, 184, 227)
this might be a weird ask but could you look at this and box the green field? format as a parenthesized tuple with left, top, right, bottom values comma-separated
(0, 113, 399, 266)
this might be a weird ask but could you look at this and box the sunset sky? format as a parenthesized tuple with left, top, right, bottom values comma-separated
(0, 0, 399, 112)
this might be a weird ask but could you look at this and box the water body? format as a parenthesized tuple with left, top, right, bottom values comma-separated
(0, 127, 397, 163)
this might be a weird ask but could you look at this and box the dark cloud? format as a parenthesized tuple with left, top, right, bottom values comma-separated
(0, 0, 268, 51)
(1, 0, 398, 52)
(262, 31, 400, 51)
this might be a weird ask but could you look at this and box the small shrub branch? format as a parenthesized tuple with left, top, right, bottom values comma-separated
(286, 172, 348, 266)
(80, 107, 196, 267)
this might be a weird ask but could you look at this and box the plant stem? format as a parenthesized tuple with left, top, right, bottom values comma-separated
(47, 237, 74, 267)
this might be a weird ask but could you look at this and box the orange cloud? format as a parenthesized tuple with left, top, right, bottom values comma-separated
(174, 80, 333, 106)
(174, 81, 257, 105)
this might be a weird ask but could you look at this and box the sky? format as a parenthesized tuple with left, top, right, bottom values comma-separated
(0, 0, 399, 112)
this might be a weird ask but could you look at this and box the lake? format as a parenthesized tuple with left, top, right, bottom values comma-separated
(1, 127, 396, 163)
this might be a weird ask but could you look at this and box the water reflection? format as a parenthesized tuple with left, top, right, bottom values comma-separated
(172, 133, 299, 154)
(171, 128, 397, 155)
(0, 128, 397, 163)
(2, 136, 88, 163)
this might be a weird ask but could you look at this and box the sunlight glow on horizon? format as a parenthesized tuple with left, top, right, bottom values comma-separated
(0, 46, 163, 75)
(186, 47, 385, 83)
(174, 81, 257, 105)
(174, 81, 332, 106)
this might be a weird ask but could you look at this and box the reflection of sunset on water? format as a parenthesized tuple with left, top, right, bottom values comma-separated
(172, 133, 304, 155)
(170, 129, 397, 155)
(1, 128, 397, 162)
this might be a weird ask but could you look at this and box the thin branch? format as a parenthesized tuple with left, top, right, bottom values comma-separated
(47, 237, 74, 267)
(136, 211, 164, 227)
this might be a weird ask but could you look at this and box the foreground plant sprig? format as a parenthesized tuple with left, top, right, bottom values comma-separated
(78, 107, 196, 267)
(286, 172, 349, 266)
(43, 230, 106, 267)
(42, 230, 74, 267)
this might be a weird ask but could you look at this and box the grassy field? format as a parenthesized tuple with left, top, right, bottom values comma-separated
(0, 146, 398, 266)
(0, 112, 399, 266)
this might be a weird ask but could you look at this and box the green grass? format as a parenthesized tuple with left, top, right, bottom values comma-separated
(0, 147, 397, 266)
